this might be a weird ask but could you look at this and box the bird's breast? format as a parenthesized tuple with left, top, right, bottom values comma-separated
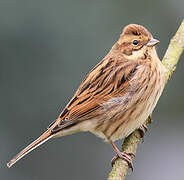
(91, 60, 166, 142)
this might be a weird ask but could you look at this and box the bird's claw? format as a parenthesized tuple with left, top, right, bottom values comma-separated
(138, 124, 148, 142)
(111, 151, 135, 171)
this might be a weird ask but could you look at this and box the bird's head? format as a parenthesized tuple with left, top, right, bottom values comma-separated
(116, 24, 159, 59)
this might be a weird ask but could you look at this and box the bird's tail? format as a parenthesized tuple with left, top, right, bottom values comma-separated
(7, 129, 53, 168)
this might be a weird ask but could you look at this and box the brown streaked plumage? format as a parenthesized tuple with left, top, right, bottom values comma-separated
(7, 24, 166, 169)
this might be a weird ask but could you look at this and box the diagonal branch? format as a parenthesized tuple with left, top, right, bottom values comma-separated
(108, 19, 184, 180)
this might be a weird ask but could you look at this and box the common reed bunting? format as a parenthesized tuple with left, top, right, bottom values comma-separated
(7, 24, 166, 169)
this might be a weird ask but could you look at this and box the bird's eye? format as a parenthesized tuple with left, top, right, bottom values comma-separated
(132, 40, 138, 46)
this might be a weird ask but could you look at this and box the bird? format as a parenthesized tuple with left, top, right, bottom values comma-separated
(7, 24, 166, 169)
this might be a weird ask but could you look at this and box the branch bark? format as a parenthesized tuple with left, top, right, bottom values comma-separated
(108, 19, 184, 180)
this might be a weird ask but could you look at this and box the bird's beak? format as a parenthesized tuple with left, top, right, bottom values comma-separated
(147, 38, 160, 47)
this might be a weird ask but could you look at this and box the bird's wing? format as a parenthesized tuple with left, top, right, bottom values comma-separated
(50, 57, 139, 134)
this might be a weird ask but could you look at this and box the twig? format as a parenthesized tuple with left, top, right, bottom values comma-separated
(108, 19, 184, 180)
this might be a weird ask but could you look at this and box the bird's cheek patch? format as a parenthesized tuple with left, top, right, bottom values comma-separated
(123, 48, 132, 56)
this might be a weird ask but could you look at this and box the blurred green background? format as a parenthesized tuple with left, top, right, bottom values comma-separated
(1, 0, 184, 179)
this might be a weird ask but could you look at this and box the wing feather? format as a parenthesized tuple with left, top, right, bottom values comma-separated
(51, 57, 138, 134)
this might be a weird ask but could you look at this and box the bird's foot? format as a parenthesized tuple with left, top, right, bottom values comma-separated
(138, 124, 148, 142)
(111, 151, 135, 171)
